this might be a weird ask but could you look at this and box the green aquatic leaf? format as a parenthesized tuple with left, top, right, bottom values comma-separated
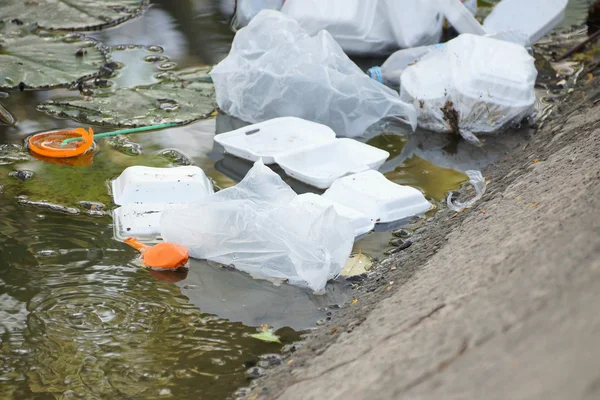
(0, 102, 15, 125)
(340, 251, 373, 277)
(0, 0, 149, 31)
(250, 326, 281, 344)
(0, 21, 106, 90)
(38, 68, 217, 127)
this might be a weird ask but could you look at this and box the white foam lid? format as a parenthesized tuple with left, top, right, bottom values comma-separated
(323, 170, 432, 224)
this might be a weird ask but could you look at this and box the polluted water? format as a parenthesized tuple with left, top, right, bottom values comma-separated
(0, 0, 593, 399)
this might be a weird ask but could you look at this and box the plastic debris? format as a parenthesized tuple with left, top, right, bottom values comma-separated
(28, 128, 94, 159)
(400, 34, 537, 144)
(291, 193, 374, 238)
(210, 10, 417, 138)
(111, 166, 214, 206)
(275, 138, 389, 189)
(483, 0, 568, 45)
(124, 237, 189, 270)
(323, 170, 432, 224)
(111, 166, 214, 242)
(368, 44, 444, 89)
(161, 160, 355, 292)
(215, 117, 336, 164)
(439, 0, 486, 36)
(440, 0, 567, 46)
(232, 0, 284, 29)
(250, 324, 281, 343)
(282, 0, 443, 55)
(446, 170, 486, 211)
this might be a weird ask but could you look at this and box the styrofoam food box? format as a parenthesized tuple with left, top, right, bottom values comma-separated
(111, 166, 214, 206)
(291, 193, 374, 238)
(281, 0, 395, 55)
(113, 203, 183, 243)
(438, 0, 486, 36)
(214, 117, 337, 164)
(275, 139, 389, 189)
(483, 0, 568, 45)
(323, 170, 432, 223)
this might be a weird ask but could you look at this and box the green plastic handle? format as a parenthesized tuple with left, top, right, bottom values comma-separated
(60, 123, 179, 146)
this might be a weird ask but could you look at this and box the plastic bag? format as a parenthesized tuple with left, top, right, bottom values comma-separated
(232, 0, 284, 30)
(160, 160, 354, 292)
(210, 10, 417, 138)
(400, 34, 537, 144)
(447, 170, 486, 211)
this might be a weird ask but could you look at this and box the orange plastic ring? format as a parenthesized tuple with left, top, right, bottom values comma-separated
(28, 127, 94, 159)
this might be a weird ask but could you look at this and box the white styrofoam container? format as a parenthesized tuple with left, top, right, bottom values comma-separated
(111, 166, 214, 206)
(323, 170, 432, 224)
(113, 203, 182, 242)
(382, 0, 443, 49)
(275, 138, 390, 189)
(281, 0, 395, 55)
(483, 0, 568, 45)
(438, 0, 487, 35)
(291, 193, 374, 238)
(214, 117, 337, 164)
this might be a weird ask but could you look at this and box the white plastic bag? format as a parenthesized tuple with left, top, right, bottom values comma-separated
(281, 0, 395, 55)
(210, 10, 417, 138)
(232, 0, 284, 29)
(160, 160, 354, 292)
(447, 170, 486, 211)
(400, 34, 537, 144)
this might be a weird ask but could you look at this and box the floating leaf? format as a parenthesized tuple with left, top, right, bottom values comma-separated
(250, 325, 281, 344)
(340, 251, 373, 277)
(38, 69, 216, 127)
(0, 0, 149, 31)
(0, 21, 106, 90)
(0, 102, 15, 125)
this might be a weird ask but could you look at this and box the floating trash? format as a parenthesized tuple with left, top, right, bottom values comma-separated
(124, 237, 189, 270)
(28, 128, 94, 159)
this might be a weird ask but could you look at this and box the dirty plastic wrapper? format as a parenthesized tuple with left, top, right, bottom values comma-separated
(211, 10, 417, 138)
(447, 170, 486, 211)
(160, 160, 355, 292)
(400, 34, 537, 144)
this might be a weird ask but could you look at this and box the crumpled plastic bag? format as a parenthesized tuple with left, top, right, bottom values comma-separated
(400, 34, 537, 145)
(447, 170, 486, 211)
(160, 160, 354, 292)
(211, 10, 417, 138)
(232, 0, 284, 30)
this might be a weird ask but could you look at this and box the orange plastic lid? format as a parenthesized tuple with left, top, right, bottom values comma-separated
(124, 237, 189, 270)
(28, 127, 94, 159)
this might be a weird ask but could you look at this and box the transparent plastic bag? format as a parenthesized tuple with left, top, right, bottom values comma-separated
(400, 34, 537, 144)
(210, 10, 417, 138)
(447, 170, 486, 211)
(160, 160, 354, 292)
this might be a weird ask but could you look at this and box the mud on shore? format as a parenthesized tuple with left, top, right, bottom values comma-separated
(246, 66, 600, 399)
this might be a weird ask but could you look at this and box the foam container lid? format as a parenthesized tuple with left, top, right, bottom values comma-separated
(113, 203, 182, 243)
(323, 170, 432, 224)
(214, 117, 337, 164)
(291, 193, 374, 238)
(111, 166, 214, 206)
(275, 138, 389, 189)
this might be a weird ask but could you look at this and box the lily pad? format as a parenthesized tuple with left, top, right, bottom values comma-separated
(0, 102, 15, 125)
(0, 0, 149, 31)
(38, 68, 217, 127)
(0, 21, 106, 90)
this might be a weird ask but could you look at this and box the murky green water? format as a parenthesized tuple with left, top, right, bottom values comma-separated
(0, 1, 592, 399)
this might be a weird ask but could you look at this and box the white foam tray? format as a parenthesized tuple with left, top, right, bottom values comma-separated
(113, 203, 183, 243)
(323, 170, 432, 224)
(111, 166, 214, 206)
(483, 0, 568, 45)
(291, 193, 374, 238)
(214, 117, 337, 164)
(275, 138, 389, 189)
